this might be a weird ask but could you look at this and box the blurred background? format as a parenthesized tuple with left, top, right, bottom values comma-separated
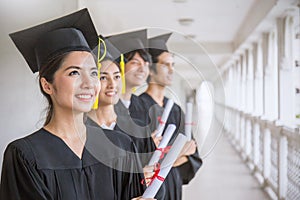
(0, 0, 299, 199)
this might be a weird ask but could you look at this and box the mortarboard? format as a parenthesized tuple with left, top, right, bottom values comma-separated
(9, 8, 98, 73)
(148, 32, 172, 52)
(93, 35, 122, 63)
(105, 29, 147, 54)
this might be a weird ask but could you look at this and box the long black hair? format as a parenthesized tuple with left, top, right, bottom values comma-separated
(38, 52, 70, 126)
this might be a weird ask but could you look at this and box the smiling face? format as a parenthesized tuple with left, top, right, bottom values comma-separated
(98, 60, 122, 106)
(150, 51, 174, 87)
(125, 52, 149, 88)
(41, 51, 100, 114)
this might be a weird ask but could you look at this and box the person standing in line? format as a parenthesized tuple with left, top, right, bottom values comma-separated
(86, 36, 165, 199)
(138, 33, 203, 200)
(106, 29, 161, 155)
(0, 9, 155, 200)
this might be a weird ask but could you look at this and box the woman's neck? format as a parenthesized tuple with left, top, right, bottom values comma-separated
(121, 88, 132, 101)
(44, 110, 86, 139)
(146, 83, 165, 106)
(90, 105, 117, 126)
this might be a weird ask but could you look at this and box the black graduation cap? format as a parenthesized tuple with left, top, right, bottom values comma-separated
(105, 29, 147, 54)
(9, 8, 98, 73)
(93, 35, 122, 63)
(148, 32, 172, 52)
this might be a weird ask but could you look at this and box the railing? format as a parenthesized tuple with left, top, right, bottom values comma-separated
(215, 103, 300, 200)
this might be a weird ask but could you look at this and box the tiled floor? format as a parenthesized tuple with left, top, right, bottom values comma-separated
(182, 132, 270, 200)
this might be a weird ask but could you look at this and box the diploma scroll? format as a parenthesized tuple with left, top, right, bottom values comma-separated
(142, 133, 187, 198)
(148, 124, 176, 166)
(156, 99, 174, 137)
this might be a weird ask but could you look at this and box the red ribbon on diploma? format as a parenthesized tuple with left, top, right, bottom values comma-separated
(141, 163, 165, 186)
(156, 146, 171, 159)
(157, 116, 165, 125)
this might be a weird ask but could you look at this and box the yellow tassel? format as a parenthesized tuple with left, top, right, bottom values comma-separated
(120, 54, 126, 94)
(92, 37, 106, 110)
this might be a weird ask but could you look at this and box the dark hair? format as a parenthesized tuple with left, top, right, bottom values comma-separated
(39, 52, 70, 126)
(146, 48, 167, 83)
(124, 49, 152, 65)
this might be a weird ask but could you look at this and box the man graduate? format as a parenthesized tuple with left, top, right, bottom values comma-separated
(138, 32, 203, 200)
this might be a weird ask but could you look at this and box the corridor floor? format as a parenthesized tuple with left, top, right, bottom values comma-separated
(182, 132, 270, 200)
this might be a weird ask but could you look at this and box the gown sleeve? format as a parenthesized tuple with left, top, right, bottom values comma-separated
(176, 107, 203, 185)
(0, 140, 52, 200)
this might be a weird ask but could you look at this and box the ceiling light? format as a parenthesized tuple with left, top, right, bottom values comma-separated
(178, 18, 194, 26)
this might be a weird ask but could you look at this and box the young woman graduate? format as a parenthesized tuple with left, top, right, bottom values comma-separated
(86, 36, 165, 199)
(0, 9, 155, 200)
(102, 29, 161, 156)
(137, 33, 203, 200)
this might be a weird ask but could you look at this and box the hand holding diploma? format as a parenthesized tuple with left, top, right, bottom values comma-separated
(142, 133, 187, 198)
(173, 139, 197, 167)
(151, 130, 162, 148)
(148, 124, 176, 166)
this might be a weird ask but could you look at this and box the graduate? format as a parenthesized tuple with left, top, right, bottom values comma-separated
(105, 30, 153, 119)
(87, 35, 155, 161)
(138, 33, 203, 200)
(105, 29, 162, 156)
(0, 9, 154, 200)
(86, 36, 166, 199)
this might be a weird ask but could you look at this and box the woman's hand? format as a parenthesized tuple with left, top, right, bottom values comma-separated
(143, 165, 155, 186)
(151, 130, 162, 148)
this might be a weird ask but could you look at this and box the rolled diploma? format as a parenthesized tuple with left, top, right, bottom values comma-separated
(185, 102, 193, 140)
(148, 124, 176, 166)
(142, 133, 187, 198)
(156, 99, 174, 137)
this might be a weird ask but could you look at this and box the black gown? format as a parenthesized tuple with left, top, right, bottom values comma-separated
(0, 126, 144, 200)
(137, 92, 203, 200)
(86, 117, 166, 200)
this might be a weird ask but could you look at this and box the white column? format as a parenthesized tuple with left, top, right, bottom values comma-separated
(254, 40, 264, 116)
(241, 53, 247, 112)
(278, 16, 296, 127)
(246, 47, 254, 114)
(263, 31, 278, 121)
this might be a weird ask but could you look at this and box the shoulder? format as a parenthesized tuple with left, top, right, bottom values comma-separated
(4, 129, 45, 164)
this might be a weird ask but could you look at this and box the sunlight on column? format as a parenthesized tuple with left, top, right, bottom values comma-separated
(196, 81, 214, 151)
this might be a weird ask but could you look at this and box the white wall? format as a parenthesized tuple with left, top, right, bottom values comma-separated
(0, 0, 78, 171)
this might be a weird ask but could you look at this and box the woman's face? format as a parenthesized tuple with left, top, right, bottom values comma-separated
(43, 51, 100, 113)
(98, 60, 122, 106)
(125, 52, 149, 88)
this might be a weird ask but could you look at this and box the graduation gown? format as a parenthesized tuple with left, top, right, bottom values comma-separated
(0, 126, 144, 200)
(86, 117, 166, 199)
(114, 95, 159, 166)
(138, 92, 203, 200)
